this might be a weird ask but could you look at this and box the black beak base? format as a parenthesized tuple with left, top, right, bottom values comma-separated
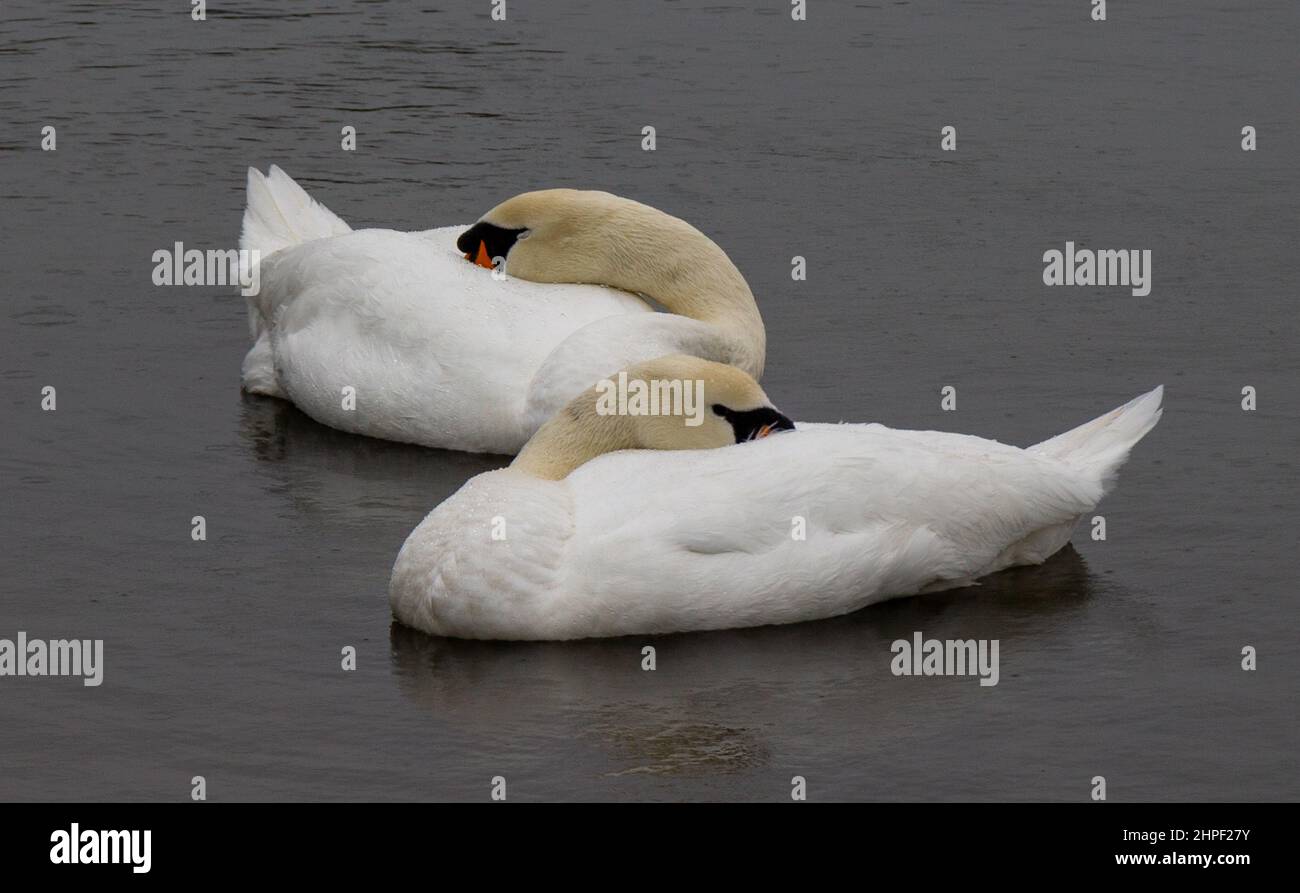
(456, 221, 527, 260)
(712, 404, 796, 443)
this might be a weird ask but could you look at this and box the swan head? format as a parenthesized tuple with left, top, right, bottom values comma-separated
(623, 354, 794, 451)
(512, 355, 794, 480)
(456, 188, 623, 281)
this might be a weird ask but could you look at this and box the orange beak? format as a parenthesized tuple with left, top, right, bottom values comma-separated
(464, 241, 495, 270)
(755, 422, 777, 439)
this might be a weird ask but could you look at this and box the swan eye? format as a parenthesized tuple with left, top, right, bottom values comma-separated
(516, 229, 532, 241)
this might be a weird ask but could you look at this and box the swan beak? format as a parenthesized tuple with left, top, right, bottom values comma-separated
(467, 242, 495, 269)
(755, 412, 796, 440)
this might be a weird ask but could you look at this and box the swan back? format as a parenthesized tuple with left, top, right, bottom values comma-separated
(253, 226, 651, 453)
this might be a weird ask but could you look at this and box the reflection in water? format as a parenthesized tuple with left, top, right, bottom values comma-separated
(238, 392, 506, 479)
(388, 547, 1110, 778)
(236, 392, 507, 523)
(595, 715, 769, 777)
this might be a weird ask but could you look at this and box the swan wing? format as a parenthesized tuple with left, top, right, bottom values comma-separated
(557, 423, 1102, 636)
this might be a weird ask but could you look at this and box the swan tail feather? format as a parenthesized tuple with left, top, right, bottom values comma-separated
(1029, 386, 1163, 494)
(238, 166, 352, 345)
(239, 165, 351, 259)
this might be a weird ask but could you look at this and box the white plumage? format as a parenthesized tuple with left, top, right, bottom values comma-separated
(238, 167, 761, 454)
(390, 387, 1163, 640)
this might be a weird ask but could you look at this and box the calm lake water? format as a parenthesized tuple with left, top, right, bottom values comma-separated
(1, 0, 1296, 801)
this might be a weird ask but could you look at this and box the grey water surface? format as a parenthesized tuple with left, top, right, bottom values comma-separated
(1, 0, 1297, 801)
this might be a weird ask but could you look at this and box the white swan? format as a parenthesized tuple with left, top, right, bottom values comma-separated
(389, 356, 1164, 640)
(238, 167, 765, 454)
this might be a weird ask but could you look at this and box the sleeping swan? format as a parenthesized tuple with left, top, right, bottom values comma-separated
(238, 166, 765, 454)
(389, 356, 1163, 640)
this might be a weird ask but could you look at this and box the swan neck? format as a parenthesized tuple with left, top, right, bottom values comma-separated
(602, 206, 766, 377)
(650, 264, 766, 377)
(511, 394, 635, 480)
